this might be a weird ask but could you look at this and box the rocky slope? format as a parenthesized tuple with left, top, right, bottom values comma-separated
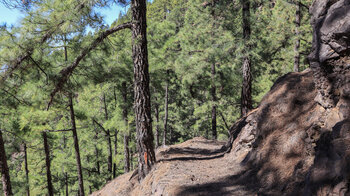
(92, 0, 350, 195)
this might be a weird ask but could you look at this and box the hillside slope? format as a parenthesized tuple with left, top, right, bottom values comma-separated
(92, 69, 343, 196)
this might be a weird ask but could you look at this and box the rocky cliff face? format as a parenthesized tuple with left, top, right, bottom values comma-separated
(227, 1, 350, 195)
(309, 0, 350, 108)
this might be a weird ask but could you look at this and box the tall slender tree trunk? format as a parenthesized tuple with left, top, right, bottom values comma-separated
(294, 0, 301, 72)
(95, 146, 100, 175)
(65, 172, 69, 196)
(241, 0, 253, 117)
(131, 0, 156, 181)
(23, 143, 30, 196)
(63, 36, 69, 196)
(219, 112, 230, 134)
(130, 148, 134, 170)
(123, 134, 130, 172)
(113, 129, 118, 178)
(102, 94, 113, 180)
(163, 69, 169, 146)
(69, 94, 85, 196)
(0, 130, 13, 196)
(43, 132, 54, 196)
(122, 82, 130, 173)
(211, 63, 217, 139)
(154, 100, 160, 148)
(113, 87, 118, 178)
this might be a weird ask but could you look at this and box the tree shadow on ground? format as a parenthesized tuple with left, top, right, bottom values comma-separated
(158, 146, 227, 162)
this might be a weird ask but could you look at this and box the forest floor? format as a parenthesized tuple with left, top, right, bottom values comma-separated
(92, 137, 254, 196)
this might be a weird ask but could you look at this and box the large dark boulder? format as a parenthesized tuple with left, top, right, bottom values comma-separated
(309, 0, 350, 108)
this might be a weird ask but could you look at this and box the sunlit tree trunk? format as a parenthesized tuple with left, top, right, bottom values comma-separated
(241, 0, 253, 117)
(131, 0, 156, 180)
(69, 94, 85, 196)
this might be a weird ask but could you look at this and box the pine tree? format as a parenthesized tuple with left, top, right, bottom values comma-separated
(131, 0, 156, 180)
(241, 0, 253, 117)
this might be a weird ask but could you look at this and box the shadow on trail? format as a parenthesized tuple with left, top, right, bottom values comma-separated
(158, 145, 227, 162)
(175, 169, 259, 196)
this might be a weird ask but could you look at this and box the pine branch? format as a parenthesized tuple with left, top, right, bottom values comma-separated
(47, 22, 133, 109)
(92, 118, 108, 135)
(1, 88, 31, 105)
(43, 129, 73, 133)
(0, 21, 65, 84)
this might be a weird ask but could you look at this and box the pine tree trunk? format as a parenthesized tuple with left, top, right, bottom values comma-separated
(294, 0, 301, 72)
(65, 172, 69, 196)
(155, 101, 160, 148)
(113, 129, 118, 178)
(43, 132, 54, 196)
(69, 94, 85, 196)
(211, 63, 217, 139)
(95, 146, 100, 175)
(123, 134, 130, 172)
(102, 94, 113, 180)
(241, 0, 253, 117)
(131, 0, 156, 181)
(0, 130, 13, 196)
(24, 143, 30, 196)
(113, 88, 118, 178)
(130, 148, 133, 170)
(122, 82, 130, 173)
(163, 69, 169, 146)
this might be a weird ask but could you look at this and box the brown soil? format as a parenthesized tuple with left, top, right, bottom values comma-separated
(91, 137, 252, 196)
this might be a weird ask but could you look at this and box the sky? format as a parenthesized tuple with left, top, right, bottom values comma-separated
(0, 2, 127, 26)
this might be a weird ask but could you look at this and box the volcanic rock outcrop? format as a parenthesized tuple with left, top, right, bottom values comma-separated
(226, 0, 350, 194)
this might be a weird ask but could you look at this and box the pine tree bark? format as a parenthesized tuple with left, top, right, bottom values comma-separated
(122, 82, 130, 173)
(154, 100, 160, 148)
(69, 94, 85, 196)
(123, 134, 130, 172)
(65, 172, 69, 196)
(163, 70, 169, 146)
(294, 0, 301, 72)
(113, 87, 119, 178)
(0, 130, 13, 196)
(102, 94, 113, 181)
(130, 148, 133, 170)
(211, 63, 217, 139)
(23, 143, 30, 196)
(42, 132, 54, 196)
(241, 0, 253, 117)
(131, 0, 156, 181)
(95, 146, 100, 175)
(113, 129, 118, 178)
